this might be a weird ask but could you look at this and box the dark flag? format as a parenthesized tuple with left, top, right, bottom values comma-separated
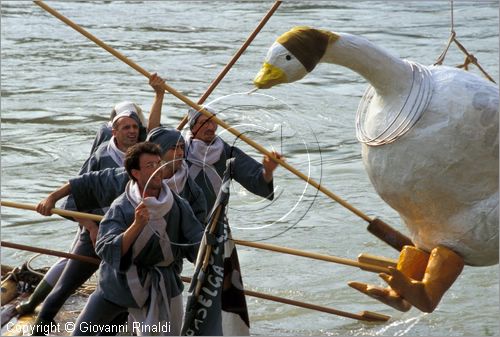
(182, 159, 250, 336)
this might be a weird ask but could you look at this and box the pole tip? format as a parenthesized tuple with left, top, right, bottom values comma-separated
(359, 310, 391, 322)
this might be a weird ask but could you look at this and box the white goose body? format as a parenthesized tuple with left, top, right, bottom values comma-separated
(255, 29, 499, 266)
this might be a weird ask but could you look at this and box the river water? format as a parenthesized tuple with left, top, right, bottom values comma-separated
(1, 1, 499, 336)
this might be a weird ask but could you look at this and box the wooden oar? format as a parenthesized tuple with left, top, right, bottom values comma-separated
(358, 253, 397, 270)
(1, 200, 395, 272)
(0, 200, 102, 222)
(180, 276, 389, 322)
(1, 240, 390, 322)
(176, 0, 282, 130)
(233, 239, 392, 274)
(33, 0, 413, 251)
(1, 240, 100, 265)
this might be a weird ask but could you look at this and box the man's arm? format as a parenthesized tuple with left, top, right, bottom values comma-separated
(230, 145, 281, 201)
(262, 151, 283, 183)
(69, 167, 128, 212)
(120, 202, 149, 256)
(36, 183, 71, 216)
(147, 72, 166, 132)
(36, 180, 98, 247)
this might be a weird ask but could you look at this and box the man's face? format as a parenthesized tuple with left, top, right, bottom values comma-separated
(192, 115, 217, 143)
(161, 142, 185, 178)
(112, 116, 139, 150)
(133, 153, 163, 192)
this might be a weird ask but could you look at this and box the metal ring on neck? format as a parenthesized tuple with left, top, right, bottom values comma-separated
(355, 61, 434, 146)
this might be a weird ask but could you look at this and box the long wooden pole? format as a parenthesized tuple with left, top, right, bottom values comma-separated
(194, 205, 222, 296)
(33, 0, 371, 222)
(176, 0, 282, 130)
(1, 240, 390, 322)
(34, 0, 414, 251)
(1, 241, 100, 265)
(233, 239, 391, 273)
(0, 200, 394, 272)
(179, 276, 389, 322)
(0, 200, 102, 222)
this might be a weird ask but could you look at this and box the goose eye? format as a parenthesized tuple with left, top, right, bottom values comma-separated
(285, 55, 291, 61)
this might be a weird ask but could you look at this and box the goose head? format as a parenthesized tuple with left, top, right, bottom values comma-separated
(254, 26, 339, 89)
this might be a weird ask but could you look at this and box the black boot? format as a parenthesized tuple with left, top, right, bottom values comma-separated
(16, 280, 53, 315)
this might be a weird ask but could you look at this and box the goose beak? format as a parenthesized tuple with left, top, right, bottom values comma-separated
(253, 62, 287, 89)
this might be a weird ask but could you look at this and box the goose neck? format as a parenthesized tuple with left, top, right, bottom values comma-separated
(322, 33, 413, 96)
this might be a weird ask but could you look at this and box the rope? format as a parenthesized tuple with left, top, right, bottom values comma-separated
(434, 0, 496, 83)
(26, 254, 46, 278)
(450, 0, 454, 33)
(24, 255, 96, 296)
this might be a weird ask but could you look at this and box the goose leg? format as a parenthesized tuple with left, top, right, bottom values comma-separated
(348, 245, 429, 312)
(348, 281, 412, 312)
(381, 245, 464, 313)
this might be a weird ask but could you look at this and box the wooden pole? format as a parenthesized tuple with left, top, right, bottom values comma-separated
(33, 0, 373, 224)
(1, 240, 100, 265)
(1, 241, 390, 322)
(0, 200, 396, 271)
(0, 200, 102, 222)
(233, 239, 391, 274)
(180, 276, 389, 322)
(176, 1, 282, 130)
(194, 205, 222, 297)
(34, 0, 415, 251)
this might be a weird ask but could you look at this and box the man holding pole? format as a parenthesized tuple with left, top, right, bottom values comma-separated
(80, 73, 165, 173)
(19, 108, 131, 320)
(185, 106, 282, 211)
(70, 142, 203, 336)
(17, 74, 167, 319)
(181, 107, 283, 335)
(27, 129, 207, 335)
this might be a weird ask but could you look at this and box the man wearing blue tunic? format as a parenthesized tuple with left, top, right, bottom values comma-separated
(68, 128, 208, 277)
(27, 109, 146, 334)
(146, 127, 207, 225)
(185, 106, 282, 210)
(26, 108, 146, 327)
(71, 142, 203, 336)
(28, 133, 205, 334)
(26, 76, 168, 329)
(87, 73, 165, 157)
(183, 106, 283, 335)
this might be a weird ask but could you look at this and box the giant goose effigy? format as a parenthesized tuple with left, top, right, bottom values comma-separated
(253, 25, 499, 313)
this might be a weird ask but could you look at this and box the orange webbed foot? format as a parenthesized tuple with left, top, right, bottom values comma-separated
(348, 281, 412, 312)
(381, 267, 435, 313)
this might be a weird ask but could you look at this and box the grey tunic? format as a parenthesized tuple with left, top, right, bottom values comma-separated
(69, 167, 207, 225)
(80, 140, 121, 174)
(95, 190, 203, 308)
(187, 141, 274, 210)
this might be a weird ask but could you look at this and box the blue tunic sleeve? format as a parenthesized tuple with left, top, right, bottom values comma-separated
(226, 144, 274, 201)
(69, 167, 129, 212)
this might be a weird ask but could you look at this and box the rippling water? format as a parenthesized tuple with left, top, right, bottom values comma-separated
(1, 1, 499, 336)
